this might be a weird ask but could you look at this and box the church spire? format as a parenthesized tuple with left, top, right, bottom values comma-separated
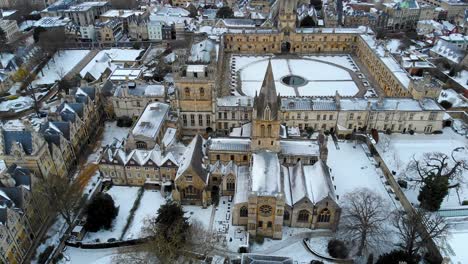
(254, 60, 280, 121)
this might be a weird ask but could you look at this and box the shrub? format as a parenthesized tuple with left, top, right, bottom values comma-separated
(424, 251, 442, 264)
(117, 117, 133, 127)
(84, 193, 118, 232)
(344, 134, 352, 140)
(324, 130, 330, 136)
(376, 250, 417, 264)
(439, 100, 452, 109)
(327, 239, 349, 259)
(310, 261, 324, 264)
(37, 245, 54, 264)
(398, 179, 408, 189)
(254, 235, 265, 245)
(385, 129, 392, 135)
(462, 200, 468, 205)
(432, 130, 443, 134)
(408, 130, 415, 135)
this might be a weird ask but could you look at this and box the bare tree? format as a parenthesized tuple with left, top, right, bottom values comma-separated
(405, 150, 467, 189)
(339, 188, 390, 257)
(392, 208, 448, 261)
(34, 174, 83, 226)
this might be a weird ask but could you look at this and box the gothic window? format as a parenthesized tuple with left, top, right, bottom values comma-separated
(199, 88, 205, 97)
(267, 125, 272, 137)
(264, 106, 271, 120)
(240, 206, 248, 217)
(284, 210, 290, 221)
(297, 210, 309, 222)
(318, 208, 331, 223)
(260, 125, 265, 137)
(227, 175, 235, 191)
(184, 87, 190, 97)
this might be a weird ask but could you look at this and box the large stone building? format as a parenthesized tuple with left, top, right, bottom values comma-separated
(0, 162, 48, 264)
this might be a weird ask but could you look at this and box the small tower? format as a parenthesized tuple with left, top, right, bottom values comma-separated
(251, 60, 281, 152)
(278, 0, 297, 32)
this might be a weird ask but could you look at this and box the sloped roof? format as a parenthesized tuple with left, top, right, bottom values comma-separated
(2, 130, 33, 155)
(176, 135, 207, 183)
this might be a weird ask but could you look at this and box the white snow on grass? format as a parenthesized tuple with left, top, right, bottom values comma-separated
(33, 50, 90, 85)
(273, 241, 334, 263)
(184, 205, 213, 230)
(83, 186, 140, 243)
(124, 190, 166, 240)
(232, 55, 360, 97)
(327, 138, 399, 207)
(0, 96, 33, 112)
(375, 128, 468, 210)
(99, 121, 130, 147)
(443, 219, 468, 264)
(60, 247, 121, 264)
(438, 89, 468, 108)
(32, 217, 67, 264)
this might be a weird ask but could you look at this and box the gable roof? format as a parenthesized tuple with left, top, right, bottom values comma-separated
(176, 135, 207, 182)
(2, 130, 33, 155)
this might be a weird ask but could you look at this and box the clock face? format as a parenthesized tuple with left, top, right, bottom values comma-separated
(259, 205, 272, 217)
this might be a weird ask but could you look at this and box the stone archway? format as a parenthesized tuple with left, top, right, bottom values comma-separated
(281, 41, 291, 53)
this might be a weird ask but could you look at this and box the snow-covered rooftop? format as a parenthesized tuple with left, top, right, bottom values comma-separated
(251, 151, 281, 196)
(131, 102, 169, 139)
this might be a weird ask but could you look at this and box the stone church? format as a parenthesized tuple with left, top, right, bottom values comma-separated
(204, 61, 341, 239)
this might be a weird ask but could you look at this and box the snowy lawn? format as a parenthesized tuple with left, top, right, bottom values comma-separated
(124, 190, 167, 240)
(60, 247, 121, 264)
(33, 50, 90, 85)
(273, 241, 334, 264)
(83, 186, 140, 243)
(0, 96, 33, 112)
(232, 55, 360, 97)
(250, 226, 324, 253)
(32, 217, 67, 264)
(375, 128, 468, 209)
(327, 137, 399, 207)
(183, 205, 213, 230)
(212, 197, 248, 252)
(443, 219, 468, 264)
(99, 121, 130, 147)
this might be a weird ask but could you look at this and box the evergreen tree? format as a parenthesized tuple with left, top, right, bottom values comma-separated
(376, 250, 417, 264)
(216, 6, 234, 18)
(418, 175, 449, 211)
(300, 16, 316, 27)
(85, 193, 118, 232)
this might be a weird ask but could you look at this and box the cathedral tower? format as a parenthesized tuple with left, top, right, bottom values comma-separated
(251, 60, 281, 152)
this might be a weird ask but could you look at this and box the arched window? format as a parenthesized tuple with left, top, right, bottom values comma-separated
(264, 107, 271, 120)
(136, 141, 147, 149)
(318, 208, 331, 223)
(284, 210, 290, 221)
(226, 175, 235, 191)
(297, 210, 309, 222)
(260, 125, 265, 137)
(184, 87, 190, 97)
(240, 206, 248, 217)
(267, 125, 272, 137)
(199, 87, 205, 97)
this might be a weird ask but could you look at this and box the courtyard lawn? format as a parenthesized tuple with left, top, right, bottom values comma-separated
(183, 205, 213, 230)
(231, 55, 360, 97)
(99, 121, 131, 147)
(327, 137, 399, 207)
(33, 50, 90, 85)
(83, 186, 140, 243)
(375, 128, 468, 209)
(124, 190, 167, 240)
